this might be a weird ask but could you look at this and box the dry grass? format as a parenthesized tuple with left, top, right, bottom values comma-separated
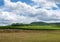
(0, 30, 60, 42)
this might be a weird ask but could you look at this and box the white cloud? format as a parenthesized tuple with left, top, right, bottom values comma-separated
(49, 0, 60, 3)
(0, 0, 60, 25)
(32, 0, 59, 9)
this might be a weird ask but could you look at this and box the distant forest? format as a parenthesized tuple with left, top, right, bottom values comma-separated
(10, 22, 60, 26)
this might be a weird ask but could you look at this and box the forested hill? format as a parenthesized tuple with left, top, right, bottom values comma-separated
(10, 22, 60, 26)
(30, 22, 60, 25)
(30, 22, 48, 25)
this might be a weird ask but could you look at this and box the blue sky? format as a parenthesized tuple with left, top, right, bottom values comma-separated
(0, 0, 60, 9)
(0, 0, 34, 6)
(0, 0, 4, 6)
(11, 0, 33, 4)
(0, 0, 60, 26)
(0, 0, 60, 8)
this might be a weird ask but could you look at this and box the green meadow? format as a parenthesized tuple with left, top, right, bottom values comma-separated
(0, 25, 60, 30)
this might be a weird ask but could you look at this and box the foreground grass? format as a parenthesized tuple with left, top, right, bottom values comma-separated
(0, 30, 60, 42)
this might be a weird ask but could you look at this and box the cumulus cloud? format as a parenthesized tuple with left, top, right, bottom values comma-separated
(32, 0, 59, 9)
(0, 0, 60, 25)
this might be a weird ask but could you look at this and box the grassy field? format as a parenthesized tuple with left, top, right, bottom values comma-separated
(0, 30, 60, 42)
(20, 25, 60, 29)
(0, 25, 60, 30)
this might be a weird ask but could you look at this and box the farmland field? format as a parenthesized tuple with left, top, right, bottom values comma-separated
(0, 24, 60, 42)
(0, 30, 60, 42)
